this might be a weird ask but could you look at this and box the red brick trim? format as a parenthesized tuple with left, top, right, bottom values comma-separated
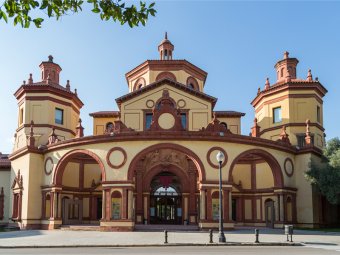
(16, 123, 76, 136)
(229, 149, 284, 187)
(14, 85, 83, 109)
(53, 149, 106, 185)
(44, 157, 54, 176)
(251, 82, 327, 107)
(206, 147, 228, 169)
(259, 122, 325, 135)
(284, 158, 294, 177)
(133, 77, 146, 91)
(125, 60, 208, 84)
(106, 147, 127, 169)
(186, 76, 199, 91)
(156, 72, 177, 82)
(25, 96, 80, 114)
(127, 143, 206, 181)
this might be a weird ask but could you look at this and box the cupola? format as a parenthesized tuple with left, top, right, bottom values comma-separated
(39, 55, 62, 84)
(158, 32, 174, 60)
(274, 51, 299, 82)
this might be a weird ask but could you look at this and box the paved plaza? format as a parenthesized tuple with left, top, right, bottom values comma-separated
(0, 228, 339, 249)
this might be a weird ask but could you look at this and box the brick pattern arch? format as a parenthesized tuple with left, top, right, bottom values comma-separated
(53, 149, 106, 185)
(155, 72, 177, 82)
(133, 77, 146, 91)
(228, 149, 284, 187)
(186, 76, 199, 91)
(127, 143, 206, 182)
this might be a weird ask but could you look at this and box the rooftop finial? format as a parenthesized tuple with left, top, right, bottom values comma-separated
(28, 73, 33, 84)
(264, 77, 270, 90)
(165, 31, 168, 40)
(48, 55, 53, 62)
(307, 68, 313, 82)
(66, 80, 71, 91)
(284, 51, 289, 59)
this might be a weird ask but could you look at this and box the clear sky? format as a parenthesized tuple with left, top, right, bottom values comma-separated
(1, 1, 339, 154)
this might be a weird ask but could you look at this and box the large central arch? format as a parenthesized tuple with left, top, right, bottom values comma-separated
(127, 143, 206, 181)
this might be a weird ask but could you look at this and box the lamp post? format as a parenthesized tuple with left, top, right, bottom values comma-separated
(216, 151, 226, 243)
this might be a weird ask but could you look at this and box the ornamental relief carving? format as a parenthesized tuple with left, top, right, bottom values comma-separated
(143, 149, 189, 174)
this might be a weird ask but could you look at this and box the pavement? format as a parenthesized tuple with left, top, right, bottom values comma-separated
(0, 227, 339, 250)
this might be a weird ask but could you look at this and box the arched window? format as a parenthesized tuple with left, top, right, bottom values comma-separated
(186, 77, 199, 91)
(138, 84, 143, 89)
(111, 191, 122, 220)
(281, 68, 284, 78)
(106, 122, 114, 133)
(189, 83, 194, 89)
(221, 122, 228, 130)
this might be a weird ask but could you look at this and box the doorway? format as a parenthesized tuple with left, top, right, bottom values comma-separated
(265, 199, 275, 228)
(62, 198, 83, 225)
(149, 172, 182, 224)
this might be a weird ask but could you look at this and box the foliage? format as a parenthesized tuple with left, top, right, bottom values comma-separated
(305, 137, 340, 204)
(0, 0, 156, 28)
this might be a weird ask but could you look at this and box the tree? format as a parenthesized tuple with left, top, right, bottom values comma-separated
(0, 0, 156, 28)
(305, 137, 340, 204)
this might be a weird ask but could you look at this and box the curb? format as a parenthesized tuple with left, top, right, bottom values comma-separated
(0, 242, 303, 248)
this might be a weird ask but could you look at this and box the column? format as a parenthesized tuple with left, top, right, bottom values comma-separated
(279, 193, 284, 222)
(122, 188, 128, 219)
(135, 162, 144, 223)
(127, 189, 133, 220)
(223, 189, 230, 222)
(206, 189, 212, 221)
(200, 190, 206, 220)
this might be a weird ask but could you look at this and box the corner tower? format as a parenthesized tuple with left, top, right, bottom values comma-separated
(13, 56, 84, 151)
(251, 52, 327, 149)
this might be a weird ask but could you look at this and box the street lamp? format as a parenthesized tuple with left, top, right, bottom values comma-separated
(216, 151, 226, 243)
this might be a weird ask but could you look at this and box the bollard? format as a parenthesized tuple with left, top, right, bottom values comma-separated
(164, 230, 168, 244)
(284, 225, 293, 242)
(209, 229, 213, 243)
(255, 229, 259, 243)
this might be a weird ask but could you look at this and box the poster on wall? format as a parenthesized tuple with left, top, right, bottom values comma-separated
(212, 199, 219, 220)
(111, 198, 121, 219)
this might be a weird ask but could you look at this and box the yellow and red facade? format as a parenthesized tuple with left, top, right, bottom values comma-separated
(1, 35, 333, 231)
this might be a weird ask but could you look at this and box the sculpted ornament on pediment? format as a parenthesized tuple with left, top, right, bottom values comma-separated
(143, 149, 188, 172)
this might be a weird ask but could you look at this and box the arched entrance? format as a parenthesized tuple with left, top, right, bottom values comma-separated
(228, 149, 295, 228)
(128, 144, 205, 226)
(150, 172, 182, 224)
(50, 150, 105, 226)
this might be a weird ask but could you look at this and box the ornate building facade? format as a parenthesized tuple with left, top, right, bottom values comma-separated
(1, 34, 332, 231)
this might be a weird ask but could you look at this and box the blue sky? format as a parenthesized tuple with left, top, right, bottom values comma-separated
(1, 1, 339, 153)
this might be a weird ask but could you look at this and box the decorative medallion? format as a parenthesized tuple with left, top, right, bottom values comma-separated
(158, 113, 175, 130)
(106, 147, 127, 169)
(207, 147, 228, 169)
(284, 158, 294, 177)
(146, 100, 155, 108)
(177, 99, 186, 109)
(44, 157, 54, 175)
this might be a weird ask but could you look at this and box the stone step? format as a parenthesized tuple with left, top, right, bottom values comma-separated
(135, 224, 200, 232)
(60, 225, 101, 231)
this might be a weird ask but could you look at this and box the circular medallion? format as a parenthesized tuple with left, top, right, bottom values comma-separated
(284, 158, 294, 177)
(146, 100, 155, 108)
(44, 157, 54, 175)
(207, 147, 228, 169)
(177, 99, 186, 109)
(106, 147, 127, 169)
(158, 113, 175, 130)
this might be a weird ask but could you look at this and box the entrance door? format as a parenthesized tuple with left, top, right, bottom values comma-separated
(150, 195, 182, 224)
(265, 199, 275, 228)
(96, 197, 102, 220)
(62, 198, 83, 225)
